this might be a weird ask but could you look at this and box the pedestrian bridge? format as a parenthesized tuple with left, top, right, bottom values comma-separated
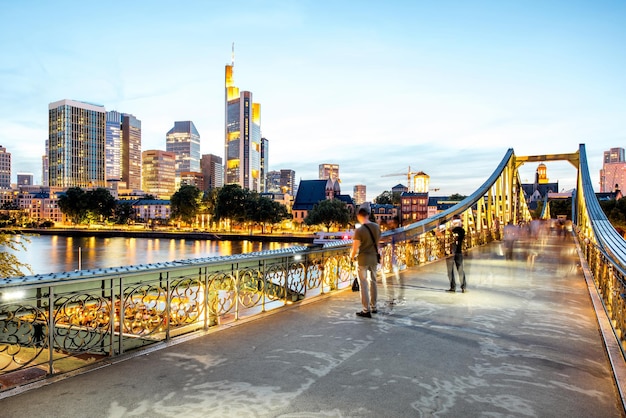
(0, 144, 625, 416)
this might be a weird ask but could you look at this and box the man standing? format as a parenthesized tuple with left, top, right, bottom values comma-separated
(447, 214, 467, 293)
(350, 208, 381, 318)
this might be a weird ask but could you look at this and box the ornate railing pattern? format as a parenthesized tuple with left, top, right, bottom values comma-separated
(0, 148, 533, 390)
(575, 143, 626, 353)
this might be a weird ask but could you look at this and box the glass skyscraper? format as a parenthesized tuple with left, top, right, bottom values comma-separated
(122, 114, 142, 190)
(166, 121, 200, 179)
(225, 55, 262, 192)
(48, 99, 106, 188)
(0, 145, 11, 189)
(106, 111, 122, 182)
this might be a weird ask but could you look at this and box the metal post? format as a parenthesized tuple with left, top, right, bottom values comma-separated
(234, 264, 240, 321)
(109, 278, 115, 356)
(203, 268, 209, 331)
(165, 272, 171, 341)
(118, 277, 124, 355)
(47, 286, 54, 375)
(261, 260, 266, 312)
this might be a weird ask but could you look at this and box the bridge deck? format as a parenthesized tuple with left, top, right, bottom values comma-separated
(0, 235, 622, 417)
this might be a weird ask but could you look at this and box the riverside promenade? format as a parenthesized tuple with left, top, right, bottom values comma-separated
(0, 235, 622, 417)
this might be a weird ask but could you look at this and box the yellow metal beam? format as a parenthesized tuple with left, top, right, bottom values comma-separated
(515, 152, 579, 169)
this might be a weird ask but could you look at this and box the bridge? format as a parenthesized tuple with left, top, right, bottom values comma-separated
(0, 144, 625, 416)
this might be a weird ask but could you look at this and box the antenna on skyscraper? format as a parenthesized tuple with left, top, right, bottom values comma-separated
(231, 42, 235, 66)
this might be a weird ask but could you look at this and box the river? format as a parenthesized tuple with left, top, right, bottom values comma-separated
(11, 235, 299, 275)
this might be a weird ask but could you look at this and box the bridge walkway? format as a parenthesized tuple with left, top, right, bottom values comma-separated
(0, 234, 622, 417)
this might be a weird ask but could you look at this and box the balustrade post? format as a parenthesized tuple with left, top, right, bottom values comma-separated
(47, 285, 54, 375)
(261, 260, 266, 312)
(165, 272, 171, 341)
(234, 265, 240, 321)
(118, 277, 124, 355)
(109, 278, 115, 356)
(203, 268, 209, 331)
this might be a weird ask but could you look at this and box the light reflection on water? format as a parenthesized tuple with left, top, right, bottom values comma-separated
(14, 235, 296, 275)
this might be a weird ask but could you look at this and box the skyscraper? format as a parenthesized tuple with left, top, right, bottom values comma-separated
(319, 163, 340, 181)
(105, 111, 122, 182)
(280, 169, 296, 195)
(201, 154, 224, 191)
(261, 137, 269, 192)
(0, 145, 11, 189)
(225, 51, 262, 192)
(166, 121, 200, 179)
(17, 173, 34, 186)
(142, 150, 176, 199)
(122, 114, 142, 190)
(42, 141, 49, 187)
(354, 184, 366, 206)
(266, 170, 281, 193)
(48, 99, 106, 188)
(600, 147, 626, 192)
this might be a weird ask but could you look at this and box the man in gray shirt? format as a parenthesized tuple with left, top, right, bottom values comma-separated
(350, 208, 382, 318)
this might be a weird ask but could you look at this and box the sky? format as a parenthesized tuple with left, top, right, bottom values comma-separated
(1, 0, 625, 200)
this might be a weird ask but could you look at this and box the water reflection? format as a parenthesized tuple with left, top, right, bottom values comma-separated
(14, 235, 297, 275)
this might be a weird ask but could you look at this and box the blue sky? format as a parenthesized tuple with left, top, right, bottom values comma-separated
(1, 1, 625, 199)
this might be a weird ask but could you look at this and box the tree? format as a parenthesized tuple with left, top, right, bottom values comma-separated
(449, 193, 466, 201)
(374, 190, 401, 205)
(0, 231, 32, 278)
(86, 188, 116, 222)
(114, 201, 135, 225)
(170, 185, 202, 225)
(58, 187, 88, 224)
(215, 184, 249, 231)
(247, 196, 290, 233)
(305, 199, 351, 231)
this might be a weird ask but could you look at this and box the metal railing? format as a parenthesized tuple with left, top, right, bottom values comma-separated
(0, 148, 532, 390)
(575, 143, 626, 353)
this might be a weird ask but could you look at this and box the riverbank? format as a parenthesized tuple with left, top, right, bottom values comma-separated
(11, 228, 315, 244)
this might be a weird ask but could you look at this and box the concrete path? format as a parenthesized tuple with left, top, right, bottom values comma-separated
(0, 235, 622, 417)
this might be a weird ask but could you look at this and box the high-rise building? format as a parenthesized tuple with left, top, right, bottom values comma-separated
(122, 114, 142, 190)
(0, 145, 11, 189)
(201, 154, 223, 191)
(48, 99, 106, 188)
(280, 169, 296, 195)
(319, 163, 340, 181)
(354, 184, 366, 206)
(166, 121, 200, 179)
(42, 140, 49, 187)
(601, 147, 626, 192)
(225, 53, 262, 192)
(180, 172, 205, 191)
(17, 173, 34, 186)
(261, 137, 269, 192)
(266, 170, 281, 193)
(105, 111, 122, 182)
(142, 150, 176, 199)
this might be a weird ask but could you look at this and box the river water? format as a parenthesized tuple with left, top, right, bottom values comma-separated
(11, 235, 298, 275)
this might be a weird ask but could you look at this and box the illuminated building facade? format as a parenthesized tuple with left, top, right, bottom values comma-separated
(142, 150, 176, 199)
(319, 163, 339, 181)
(201, 154, 223, 191)
(48, 99, 106, 188)
(0, 145, 11, 189)
(353, 184, 366, 206)
(166, 121, 200, 180)
(600, 147, 626, 193)
(400, 192, 429, 223)
(105, 111, 122, 183)
(122, 114, 142, 190)
(180, 171, 205, 191)
(225, 55, 262, 192)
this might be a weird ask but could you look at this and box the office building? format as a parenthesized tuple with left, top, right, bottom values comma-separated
(280, 169, 296, 196)
(266, 170, 281, 193)
(0, 145, 11, 189)
(122, 114, 142, 190)
(225, 53, 262, 192)
(319, 163, 339, 181)
(42, 140, 49, 187)
(201, 154, 223, 191)
(48, 99, 106, 188)
(353, 184, 366, 206)
(166, 121, 200, 179)
(261, 137, 269, 192)
(180, 172, 205, 191)
(142, 150, 176, 199)
(17, 173, 34, 186)
(105, 111, 122, 182)
(600, 147, 626, 193)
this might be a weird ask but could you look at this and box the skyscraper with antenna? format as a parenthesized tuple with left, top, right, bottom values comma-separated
(224, 45, 263, 192)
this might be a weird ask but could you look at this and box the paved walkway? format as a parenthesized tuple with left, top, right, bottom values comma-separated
(0, 235, 622, 417)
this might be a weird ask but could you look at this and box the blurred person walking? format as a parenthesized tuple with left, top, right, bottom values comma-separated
(350, 208, 381, 318)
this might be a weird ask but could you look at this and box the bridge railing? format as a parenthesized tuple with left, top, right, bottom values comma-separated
(575, 143, 626, 353)
(0, 245, 355, 388)
(0, 148, 532, 390)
